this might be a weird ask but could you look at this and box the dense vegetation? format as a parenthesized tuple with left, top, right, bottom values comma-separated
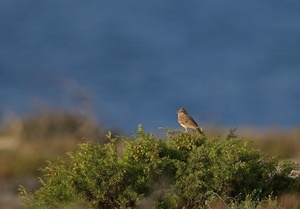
(19, 125, 300, 209)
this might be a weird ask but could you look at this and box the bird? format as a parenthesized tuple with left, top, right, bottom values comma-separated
(177, 107, 203, 134)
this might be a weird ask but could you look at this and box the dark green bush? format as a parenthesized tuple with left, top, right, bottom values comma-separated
(19, 125, 300, 209)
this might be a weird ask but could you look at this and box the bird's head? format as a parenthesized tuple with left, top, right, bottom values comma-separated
(177, 107, 187, 115)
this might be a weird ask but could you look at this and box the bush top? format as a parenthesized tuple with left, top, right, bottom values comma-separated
(19, 126, 300, 209)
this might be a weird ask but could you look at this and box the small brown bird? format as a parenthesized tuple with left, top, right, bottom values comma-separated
(177, 107, 203, 134)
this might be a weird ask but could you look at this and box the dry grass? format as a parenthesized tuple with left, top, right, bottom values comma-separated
(239, 128, 300, 161)
(0, 110, 112, 208)
(0, 111, 110, 178)
(204, 126, 300, 161)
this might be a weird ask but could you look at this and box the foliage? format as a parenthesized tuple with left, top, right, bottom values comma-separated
(19, 125, 300, 209)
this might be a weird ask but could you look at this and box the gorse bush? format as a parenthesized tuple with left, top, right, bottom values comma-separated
(19, 125, 300, 209)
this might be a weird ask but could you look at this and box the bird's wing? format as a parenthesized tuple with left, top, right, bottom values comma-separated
(184, 115, 199, 126)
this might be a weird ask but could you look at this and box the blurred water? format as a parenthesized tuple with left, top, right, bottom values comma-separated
(0, 1, 300, 133)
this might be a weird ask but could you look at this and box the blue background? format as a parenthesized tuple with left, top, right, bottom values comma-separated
(1, 1, 300, 133)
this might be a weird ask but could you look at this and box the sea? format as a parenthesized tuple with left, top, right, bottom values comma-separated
(1, 0, 300, 134)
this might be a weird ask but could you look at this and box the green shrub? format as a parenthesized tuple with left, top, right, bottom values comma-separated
(19, 125, 300, 209)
